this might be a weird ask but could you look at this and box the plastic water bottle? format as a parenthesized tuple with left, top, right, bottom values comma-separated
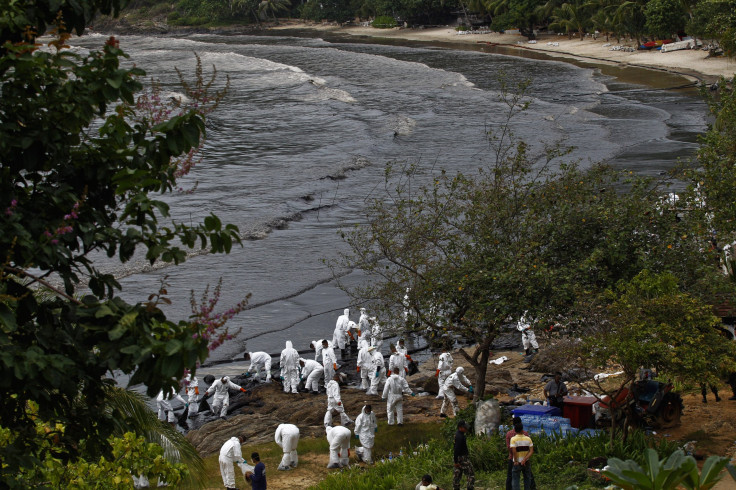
(399, 449, 404, 457)
(388, 452, 393, 461)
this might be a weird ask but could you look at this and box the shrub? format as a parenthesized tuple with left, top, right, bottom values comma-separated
(372, 15, 397, 28)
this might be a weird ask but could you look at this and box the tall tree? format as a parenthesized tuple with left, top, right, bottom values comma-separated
(333, 78, 720, 399)
(0, 0, 242, 482)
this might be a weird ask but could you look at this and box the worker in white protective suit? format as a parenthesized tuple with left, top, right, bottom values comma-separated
(435, 349, 454, 400)
(280, 340, 300, 394)
(299, 358, 324, 394)
(358, 307, 371, 344)
(324, 373, 353, 426)
(156, 387, 187, 426)
(325, 424, 352, 468)
(219, 435, 247, 490)
(366, 346, 386, 396)
(243, 351, 272, 382)
(370, 317, 383, 350)
(309, 339, 332, 361)
(356, 340, 373, 390)
(205, 376, 248, 419)
(354, 404, 378, 464)
(321, 339, 338, 382)
(274, 423, 300, 470)
(333, 308, 354, 358)
(184, 374, 200, 417)
(382, 373, 414, 425)
(388, 343, 408, 378)
(440, 367, 473, 418)
(517, 310, 539, 355)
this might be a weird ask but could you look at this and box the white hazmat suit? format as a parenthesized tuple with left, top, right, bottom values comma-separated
(440, 367, 472, 417)
(333, 308, 351, 351)
(388, 350, 408, 378)
(246, 351, 272, 382)
(300, 358, 324, 393)
(219, 436, 246, 489)
(321, 343, 338, 382)
(156, 388, 186, 423)
(280, 340, 300, 394)
(370, 317, 383, 350)
(366, 348, 386, 396)
(382, 373, 413, 425)
(324, 379, 353, 426)
(436, 351, 453, 399)
(310, 339, 332, 362)
(354, 405, 377, 464)
(517, 311, 539, 353)
(206, 376, 246, 418)
(358, 308, 371, 344)
(275, 423, 300, 470)
(357, 340, 373, 390)
(325, 425, 351, 468)
(184, 374, 200, 416)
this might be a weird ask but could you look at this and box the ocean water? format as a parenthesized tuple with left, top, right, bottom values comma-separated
(71, 33, 707, 364)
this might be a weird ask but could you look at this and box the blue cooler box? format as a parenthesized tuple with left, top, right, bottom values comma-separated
(512, 405, 562, 417)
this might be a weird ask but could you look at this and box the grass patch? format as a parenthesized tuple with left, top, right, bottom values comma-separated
(199, 421, 443, 488)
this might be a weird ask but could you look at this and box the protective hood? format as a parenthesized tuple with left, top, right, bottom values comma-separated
(361, 405, 371, 415)
(348, 321, 356, 329)
(360, 307, 366, 312)
(456, 367, 464, 374)
(299, 357, 307, 363)
(222, 376, 230, 383)
(344, 308, 350, 316)
(285, 340, 293, 350)
(359, 340, 369, 350)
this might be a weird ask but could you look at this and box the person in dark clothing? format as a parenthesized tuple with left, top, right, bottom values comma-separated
(453, 420, 474, 490)
(700, 382, 721, 403)
(505, 417, 536, 490)
(245, 452, 266, 490)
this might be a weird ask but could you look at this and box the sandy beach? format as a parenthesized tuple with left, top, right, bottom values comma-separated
(270, 22, 736, 82)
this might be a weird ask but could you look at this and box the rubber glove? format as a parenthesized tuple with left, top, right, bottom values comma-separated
(185, 403, 189, 408)
(375, 371, 380, 378)
(333, 363, 338, 371)
(280, 376, 284, 381)
(410, 393, 416, 397)
(194, 387, 199, 395)
(435, 369, 440, 377)
(240, 388, 248, 393)
(387, 370, 392, 376)
(468, 386, 474, 394)
(355, 433, 359, 439)
(244, 372, 251, 378)
(374, 428, 378, 433)
(357, 366, 360, 373)
(337, 401, 342, 406)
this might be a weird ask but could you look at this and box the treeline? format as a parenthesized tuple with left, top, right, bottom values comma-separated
(156, 0, 735, 55)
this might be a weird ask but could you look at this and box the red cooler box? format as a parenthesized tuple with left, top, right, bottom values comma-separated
(563, 396, 597, 429)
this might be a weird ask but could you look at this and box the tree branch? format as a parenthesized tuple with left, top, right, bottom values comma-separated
(3, 266, 83, 305)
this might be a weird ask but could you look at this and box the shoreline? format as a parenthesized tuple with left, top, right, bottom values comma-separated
(265, 22, 735, 85)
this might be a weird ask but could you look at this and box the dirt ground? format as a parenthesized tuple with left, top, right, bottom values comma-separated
(192, 347, 736, 489)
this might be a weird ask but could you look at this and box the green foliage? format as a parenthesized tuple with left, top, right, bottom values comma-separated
(689, 0, 736, 55)
(372, 15, 397, 27)
(580, 271, 736, 387)
(0, 0, 243, 484)
(0, 427, 189, 488)
(643, 0, 686, 39)
(300, 0, 356, 22)
(603, 448, 736, 490)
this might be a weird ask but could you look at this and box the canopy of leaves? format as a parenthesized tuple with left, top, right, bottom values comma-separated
(0, 0, 240, 482)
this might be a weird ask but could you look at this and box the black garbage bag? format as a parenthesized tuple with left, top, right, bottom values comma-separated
(177, 406, 189, 428)
(407, 360, 419, 376)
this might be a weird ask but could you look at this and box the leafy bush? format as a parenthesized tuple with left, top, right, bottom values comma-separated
(372, 15, 397, 28)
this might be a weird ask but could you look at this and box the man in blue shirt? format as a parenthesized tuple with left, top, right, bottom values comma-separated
(245, 452, 266, 490)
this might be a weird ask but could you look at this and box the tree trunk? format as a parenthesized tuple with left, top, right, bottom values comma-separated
(459, 336, 494, 402)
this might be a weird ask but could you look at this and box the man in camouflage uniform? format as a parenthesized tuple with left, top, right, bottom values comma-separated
(453, 419, 474, 490)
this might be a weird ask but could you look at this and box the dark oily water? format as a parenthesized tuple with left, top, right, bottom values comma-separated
(71, 33, 707, 363)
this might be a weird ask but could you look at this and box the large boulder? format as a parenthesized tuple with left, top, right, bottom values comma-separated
(474, 398, 501, 436)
